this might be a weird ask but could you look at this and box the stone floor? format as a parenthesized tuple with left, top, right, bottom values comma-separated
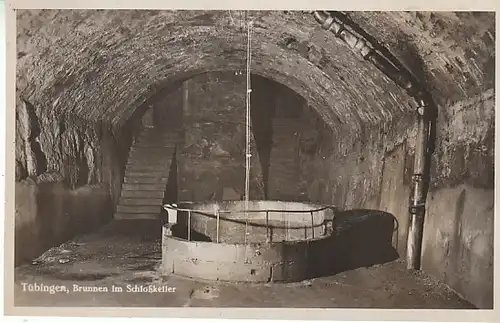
(14, 219, 475, 308)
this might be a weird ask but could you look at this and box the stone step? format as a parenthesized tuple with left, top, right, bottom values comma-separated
(129, 147, 176, 154)
(123, 177, 169, 184)
(273, 128, 299, 132)
(272, 128, 300, 132)
(116, 205, 162, 214)
(127, 159, 173, 166)
(126, 160, 173, 168)
(125, 170, 171, 178)
(270, 141, 296, 145)
(119, 198, 165, 206)
(267, 189, 303, 194)
(114, 212, 159, 220)
(268, 168, 299, 175)
(121, 190, 165, 199)
(272, 128, 300, 133)
(130, 144, 176, 150)
(269, 157, 296, 161)
(135, 139, 178, 147)
(267, 177, 301, 183)
(267, 180, 300, 185)
(137, 132, 179, 141)
(139, 129, 180, 136)
(143, 141, 177, 146)
(268, 186, 301, 191)
(126, 157, 173, 164)
(126, 154, 174, 162)
(268, 167, 297, 172)
(269, 159, 297, 164)
(268, 177, 299, 182)
(133, 144, 177, 149)
(267, 181, 304, 187)
(268, 183, 301, 188)
(122, 183, 166, 191)
(268, 166, 299, 171)
(128, 157, 174, 164)
(272, 135, 298, 140)
(136, 139, 178, 145)
(125, 164, 172, 172)
(271, 144, 297, 149)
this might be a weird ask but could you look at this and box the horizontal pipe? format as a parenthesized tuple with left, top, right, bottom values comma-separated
(312, 11, 330, 27)
(313, 11, 417, 96)
(366, 53, 414, 92)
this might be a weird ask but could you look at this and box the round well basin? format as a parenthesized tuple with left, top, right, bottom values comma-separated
(161, 200, 336, 283)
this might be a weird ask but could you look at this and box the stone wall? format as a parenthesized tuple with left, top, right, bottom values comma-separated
(297, 89, 494, 309)
(14, 92, 137, 265)
(14, 9, 494, 308)
(172, 72, 265, 201)
(15, 92, 136, 203)
(15, 180, 113, 266)
(421, 91, 494, 309)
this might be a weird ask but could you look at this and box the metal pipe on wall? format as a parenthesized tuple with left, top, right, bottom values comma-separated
(406, 98, 429, 270)
(311, 11, 433, 270)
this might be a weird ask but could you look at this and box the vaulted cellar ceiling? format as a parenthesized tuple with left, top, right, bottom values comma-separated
(16, 10, 495, 135)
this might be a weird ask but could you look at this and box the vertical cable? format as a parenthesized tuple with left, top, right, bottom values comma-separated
(245, 20, 252, 203)
(244, 16, 253, 245)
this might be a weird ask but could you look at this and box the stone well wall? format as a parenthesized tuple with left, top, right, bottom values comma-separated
(161, 224, 334, 283)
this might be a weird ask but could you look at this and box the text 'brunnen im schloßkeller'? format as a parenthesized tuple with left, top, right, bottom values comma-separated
(20, 282, 178, 294)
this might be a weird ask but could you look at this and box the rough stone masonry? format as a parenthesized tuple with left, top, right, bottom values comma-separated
(14, 10, 494, 309)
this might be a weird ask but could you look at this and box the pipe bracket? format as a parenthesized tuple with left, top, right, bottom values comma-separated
(334, 23, 345, 37)
(322, 16, 335, 30)
(360, 46, 373, 59)
(411, 173, 423, 182)
(409, 203, 426, 215)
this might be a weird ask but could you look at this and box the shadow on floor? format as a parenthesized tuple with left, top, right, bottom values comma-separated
(72, 208, 399, 281)
(313, 209, 400, 277)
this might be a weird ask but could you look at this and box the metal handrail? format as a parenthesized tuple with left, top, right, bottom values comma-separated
(163, 203, 336, 243)
(164, 204, 336, 215)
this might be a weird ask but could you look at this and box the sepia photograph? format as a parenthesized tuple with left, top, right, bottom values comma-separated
(4, 3, 497, 320)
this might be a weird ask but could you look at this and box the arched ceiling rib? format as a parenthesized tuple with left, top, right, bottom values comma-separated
(16, 10, 495, 133)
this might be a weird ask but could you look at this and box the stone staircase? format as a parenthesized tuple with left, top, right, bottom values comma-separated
(267, 118, 306, 201)
(114, 127, 178, 220)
